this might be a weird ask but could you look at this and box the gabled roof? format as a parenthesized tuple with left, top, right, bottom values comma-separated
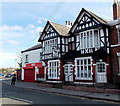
(69, 8, 108, 33)
(88, 11, 107, 24)
(21, 44, 42, 53)
(49, 21, 70, 36)
(38, 21, 70, 41)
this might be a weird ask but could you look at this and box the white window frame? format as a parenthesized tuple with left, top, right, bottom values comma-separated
(48, 60, 60, 79)
(75, 57, 92, 80)
(96, 62, 106, 73)
(76, 29, 100, 51)
(44, 38, 58, 55)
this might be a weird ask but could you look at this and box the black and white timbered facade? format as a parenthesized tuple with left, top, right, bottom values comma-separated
(62, 8, 111, 84)
(38, 21, 70, 83)
(38, 8, 111, 84)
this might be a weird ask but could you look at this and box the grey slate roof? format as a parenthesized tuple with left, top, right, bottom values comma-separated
(21, 44, 42, 53)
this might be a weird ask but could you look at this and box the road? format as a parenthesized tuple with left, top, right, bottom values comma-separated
(2, 84, 119, 105)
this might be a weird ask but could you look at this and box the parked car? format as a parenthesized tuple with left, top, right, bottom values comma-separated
(0, 73, 4, 77)
(5, 73, 13, 78)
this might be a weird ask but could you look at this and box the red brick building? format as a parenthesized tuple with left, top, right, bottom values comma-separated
(108, 0, 120, 85)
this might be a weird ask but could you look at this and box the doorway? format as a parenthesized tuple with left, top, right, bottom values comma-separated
(96, 62, 107, 83)
(64, 64, 73, 82)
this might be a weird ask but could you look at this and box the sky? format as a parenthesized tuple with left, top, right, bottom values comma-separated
(0, 0, 116, 68)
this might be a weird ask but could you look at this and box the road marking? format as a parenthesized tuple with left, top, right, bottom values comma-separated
(4, 94, 33, 103)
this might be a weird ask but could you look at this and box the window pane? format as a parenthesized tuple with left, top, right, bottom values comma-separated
(77, 60, 79, 65)
(88, 59, 91, 64)
(84, 59, 87, 64)
(81, 60, 83, 65)
(77, 66, 80, 77)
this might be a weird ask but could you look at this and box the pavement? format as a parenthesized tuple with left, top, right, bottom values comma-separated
(1, 77, 120, 103)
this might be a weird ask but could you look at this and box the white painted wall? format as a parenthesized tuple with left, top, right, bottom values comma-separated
(21, 48, 42, 80)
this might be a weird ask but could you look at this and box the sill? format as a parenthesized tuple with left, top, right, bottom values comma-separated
(75, 77, 92, 80)
(48, 77, 59, 79)
(118, 74, 120, 76)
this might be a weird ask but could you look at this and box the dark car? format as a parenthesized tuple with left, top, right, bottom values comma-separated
(5, 73, 13, 78)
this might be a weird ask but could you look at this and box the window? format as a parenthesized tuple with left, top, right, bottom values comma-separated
(48, 60, 60, 79)
(96, 62, 106, 73)
(118, 29, 120, 43)
(77, 29, 100, 50)
(68, 42, 75, 51)
(25, 55, 28, 62)
(44, 38, 58, 54)
(94, 30, 100, 47)
(75, 57, 92, 80)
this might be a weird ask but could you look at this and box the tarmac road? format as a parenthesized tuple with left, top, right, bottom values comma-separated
(2, 84, 119, 105)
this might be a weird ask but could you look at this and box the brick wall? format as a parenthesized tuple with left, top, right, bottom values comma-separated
(109, 26, 120, 83)
(109, 26, 118, 45)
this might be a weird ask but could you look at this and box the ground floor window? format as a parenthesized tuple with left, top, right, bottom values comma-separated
(48, 60, 60, 79)
(75, 57, 92, 80)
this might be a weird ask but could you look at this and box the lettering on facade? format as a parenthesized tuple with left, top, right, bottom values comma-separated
(81, 48, 93, 54)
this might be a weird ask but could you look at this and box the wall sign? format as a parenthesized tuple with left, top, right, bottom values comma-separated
(80, 48, 94, 54)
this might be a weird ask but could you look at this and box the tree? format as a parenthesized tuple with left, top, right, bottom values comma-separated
(17, 54, 22, 69)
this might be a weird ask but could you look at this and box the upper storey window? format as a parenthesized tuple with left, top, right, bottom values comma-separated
(44, 38, 58, 54)
(77, 29, 100, 50)
(25, 55, 28, 63)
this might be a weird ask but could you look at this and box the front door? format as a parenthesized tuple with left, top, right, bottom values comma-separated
(96, 62, 107, 83)
(64, 64, 73, 82)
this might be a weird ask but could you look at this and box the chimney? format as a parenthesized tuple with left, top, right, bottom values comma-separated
(113, 0, 120, 20)
(66, 21, 72, 27)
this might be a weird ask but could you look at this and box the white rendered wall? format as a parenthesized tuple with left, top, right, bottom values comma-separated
(21, 48, 42, 80)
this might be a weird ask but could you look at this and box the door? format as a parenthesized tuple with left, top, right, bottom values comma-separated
(96, 62, 107, 83)
(24, 69, 35, 82)
(64, 64, 73, 82)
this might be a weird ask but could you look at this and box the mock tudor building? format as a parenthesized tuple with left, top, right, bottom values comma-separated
(22, 0, 120, 86)
(21, 44, 44, 82)
(108, 0, 120, 85)
(38, 8, 112, 84)
(38, 21, 70, 83)
(62, 8, 111, 84)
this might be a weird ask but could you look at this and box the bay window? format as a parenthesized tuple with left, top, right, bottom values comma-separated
(75, 57, 92, 80)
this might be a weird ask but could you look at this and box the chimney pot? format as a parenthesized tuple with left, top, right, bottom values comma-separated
(66, 21, 72, 27)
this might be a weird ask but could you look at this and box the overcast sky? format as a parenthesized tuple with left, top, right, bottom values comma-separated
(0, 0, 116, 68)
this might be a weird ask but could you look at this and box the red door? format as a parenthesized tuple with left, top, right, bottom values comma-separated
(39, 68, 44, 78)
(24, 69, 35, 82)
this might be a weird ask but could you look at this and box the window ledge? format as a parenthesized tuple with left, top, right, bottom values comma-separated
(75, 78, 92, 80)
(118, 74, 120, 76)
